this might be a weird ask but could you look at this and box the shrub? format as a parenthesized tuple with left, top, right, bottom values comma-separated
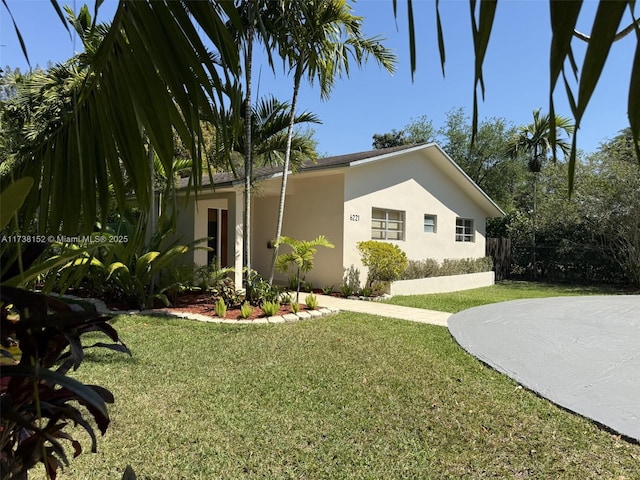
(403, 259, 440, 279)
(279, 292, 292, 305)
(240, 301, 253, 319)
(261, 300, 280, 316)
(357, 241, 408, 287)
(341, 265, 361, 296)
(322, 285, 334, 295)
(290, 301, 300, 313)
(211, 277, 242, 308)
(214, 297, 227, 317)
(361, 286, 373, 297)
(194, 260, 235, 291)
(400, 257, 494, 280)
(302, 279, 314, 292)
(340, 283, 354, 297)
(370, 280, 389, 296)
(305, 293, 318, 310)
(244, 269, 280, 306)
(1, 287, 130, 479)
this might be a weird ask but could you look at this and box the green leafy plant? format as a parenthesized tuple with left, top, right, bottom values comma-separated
(357, 241, 408, 288)
(304, 293, 318, 310)
(275, 235, 334, 303)
(322, 285, 334, 295)
(361, 286, 373, 298)
(214, 297, 227, 318)
(340, 284, 354, 297)
(290, 301, 300, 314)
(211, 277, 242, 309)
(342, 265, 361, 296)
(194, 260, 235, 291)
(287, 275, 300, 292)
(279, 292, 292, 305)
(240, 301, 253, 319)
(261, 300, 280, 317)
(400, 257, 493, 280)
(244, 269, 280, 306)
(302, 279, 314, 292)
(0, 179, 133, 479)
(49, 214, 203, 310)
(1, 288, 131, 478)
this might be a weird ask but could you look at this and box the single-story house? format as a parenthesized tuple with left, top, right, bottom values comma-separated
(173, 142, 505, 289)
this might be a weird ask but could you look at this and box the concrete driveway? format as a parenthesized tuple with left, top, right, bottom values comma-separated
(448, 296, 640, 442)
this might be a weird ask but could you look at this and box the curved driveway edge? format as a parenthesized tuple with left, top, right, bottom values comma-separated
(448, 296, 640, 442)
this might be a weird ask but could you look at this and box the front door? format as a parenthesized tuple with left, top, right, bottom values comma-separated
(207, 208, 229, 268)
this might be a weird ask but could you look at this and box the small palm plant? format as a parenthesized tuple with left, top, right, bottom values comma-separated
(274, 235, 334, 303)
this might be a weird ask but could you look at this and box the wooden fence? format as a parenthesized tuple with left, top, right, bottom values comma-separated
(486, 237, 511, 281)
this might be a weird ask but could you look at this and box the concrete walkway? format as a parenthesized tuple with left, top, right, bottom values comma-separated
(314, 294, 451, 327)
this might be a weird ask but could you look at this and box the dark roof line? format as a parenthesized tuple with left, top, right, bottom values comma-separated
(177, 143, 426, 190)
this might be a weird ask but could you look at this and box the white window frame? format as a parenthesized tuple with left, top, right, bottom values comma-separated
(424, 214, 437, 233)
(371, 208, 405, 241)
(455, 218, 475, 242)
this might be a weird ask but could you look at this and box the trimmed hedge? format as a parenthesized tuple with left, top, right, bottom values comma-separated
(401, 257, 493, 280)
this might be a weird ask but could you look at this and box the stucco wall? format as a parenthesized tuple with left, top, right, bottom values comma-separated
(174, 192, 243, 286)
(389, 271, 495, 295)
(343, 150, 489, 285)
(251, 173, 345, 288)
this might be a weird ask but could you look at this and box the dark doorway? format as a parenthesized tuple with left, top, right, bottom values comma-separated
(207, 208, 229, 268)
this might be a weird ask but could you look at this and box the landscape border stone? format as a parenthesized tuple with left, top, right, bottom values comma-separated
(50, 292, 339, 324)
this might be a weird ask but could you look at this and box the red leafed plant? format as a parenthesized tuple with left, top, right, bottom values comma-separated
(1, 285, 130, 479)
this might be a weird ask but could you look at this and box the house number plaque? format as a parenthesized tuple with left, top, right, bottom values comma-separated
(349, 214, 360, 222)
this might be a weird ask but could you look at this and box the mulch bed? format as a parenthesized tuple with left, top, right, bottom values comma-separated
(64, 289, 318, 321)
(160, 291, 309, 320)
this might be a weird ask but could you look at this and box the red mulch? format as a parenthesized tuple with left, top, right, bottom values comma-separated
(155, 291, 308, 321)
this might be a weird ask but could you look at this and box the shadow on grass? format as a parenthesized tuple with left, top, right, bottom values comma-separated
(499, 279, 635, 295)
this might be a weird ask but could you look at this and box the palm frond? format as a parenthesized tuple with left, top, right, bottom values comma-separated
(11, 1, 240, 235)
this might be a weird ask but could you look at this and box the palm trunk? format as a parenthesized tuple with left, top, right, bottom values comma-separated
(268, 73, 301, 284)
(243, 14, 254, 289)
(147, 144, 156, 294)
(532, 172, 537, 279)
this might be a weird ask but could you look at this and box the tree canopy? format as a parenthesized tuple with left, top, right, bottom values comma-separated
(393, 0, 640, 186)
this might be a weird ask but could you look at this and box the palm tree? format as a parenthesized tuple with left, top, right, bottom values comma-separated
(2, 2, 242, 236)
(507, 109, 574, 277)
(274, 235, 334, 303)
(235, 95, 321, 170)
(267, 0, 397, 282)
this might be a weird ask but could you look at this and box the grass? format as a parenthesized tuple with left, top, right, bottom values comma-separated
(52, 308, 639, 479)
(382, 280, 633, 313)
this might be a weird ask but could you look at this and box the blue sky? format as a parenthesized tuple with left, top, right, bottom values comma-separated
(1, 1, 636, 156)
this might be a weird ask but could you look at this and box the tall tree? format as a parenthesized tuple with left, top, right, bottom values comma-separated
(394, 0, 640, 185)
(268, 0, 397, 282)
(372, 115, 435, 149)
(439, 108, 522, 210)
(2, 2, 242, 235)
(579, 129, 640, 285)
(507, 109, 574, 276)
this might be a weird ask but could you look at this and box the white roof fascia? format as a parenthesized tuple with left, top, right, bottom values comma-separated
(348, 143, 433, 168)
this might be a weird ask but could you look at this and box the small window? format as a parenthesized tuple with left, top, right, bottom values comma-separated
(456, 218, 474, 242)
(372, 208, 405, 241)
(424, 214, 437, 233)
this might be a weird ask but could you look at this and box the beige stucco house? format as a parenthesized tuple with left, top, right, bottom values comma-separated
(174, 143, 505, 289)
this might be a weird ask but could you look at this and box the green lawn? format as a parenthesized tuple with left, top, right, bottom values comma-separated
(54, 309, 639, 479)
(382, 280, 632, 313)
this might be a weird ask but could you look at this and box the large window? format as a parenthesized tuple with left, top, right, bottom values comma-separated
(372, 208, 405, 241)
(424, 214, 437, 233)
(455, 218, 475, 242)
